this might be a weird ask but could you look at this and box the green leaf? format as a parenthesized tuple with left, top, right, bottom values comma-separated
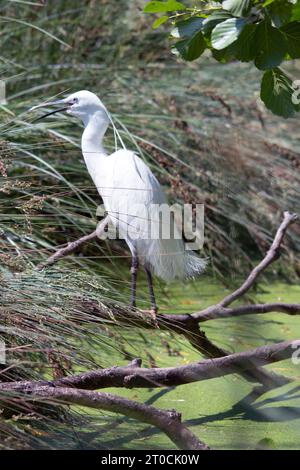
(211, 17, 245, 50)
(266, 0, 293, 27)
(171, 17, 204, 38)
(231, 23, 257, 61)
(144, 1, 186, 13)
(202, 11, 233, 36)
(263, 0, 277, 6)
(222, 0, 252, 17)
(291, 2, 300, 21)
(212, 46, 236, 63)
(254, 21, 287, 70)
(281, 22, 300, 58)
(173, 31, 206, 60)
(260, 68, 298, 118)
(152, 16, 169, 28)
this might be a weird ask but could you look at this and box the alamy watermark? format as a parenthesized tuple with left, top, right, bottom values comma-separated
(291, 340, 300, 365)
(96, 203, 205, 250)
(0, 80, 7, 105)
(0, 337, 6, 365)
(292, 80, 300, 106)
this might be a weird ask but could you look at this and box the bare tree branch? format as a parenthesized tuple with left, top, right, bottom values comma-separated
(36, 216, 109, 270)
(219, 211, 298, 306)
(191, 211, 298, 322)
(0, 385, 208, 450)
(39, 210, 299, 327)
(198, 212, 298, 315)
(1, 340, 296, 392)
(4, 211, 299, 450)
(35, 211, 299, 389)
(1, 339, 296, 449)
(196, 303, 300, 322)
(79, 300, 291, 388)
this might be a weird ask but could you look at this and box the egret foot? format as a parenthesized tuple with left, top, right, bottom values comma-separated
(140, 307, 159, 328)
(150, 306, 159, 328)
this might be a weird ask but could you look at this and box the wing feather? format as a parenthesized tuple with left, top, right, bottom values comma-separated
(103, 150, 165, 240)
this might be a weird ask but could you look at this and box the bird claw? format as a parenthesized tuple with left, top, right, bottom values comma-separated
(139, 308, 159, 328)
(151, 308, 159, 329)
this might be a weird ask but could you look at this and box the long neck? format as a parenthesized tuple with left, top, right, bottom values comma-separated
(81, 109, 109, 156)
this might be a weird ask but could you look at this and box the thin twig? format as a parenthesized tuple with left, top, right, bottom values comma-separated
(193, 211, 299, 320)
(196, 303, 300, 322)
(36, 216, 109, 270)
(219, 212, 297, 308)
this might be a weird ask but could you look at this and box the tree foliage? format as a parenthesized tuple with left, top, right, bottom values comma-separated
(144, 0, 300, 118)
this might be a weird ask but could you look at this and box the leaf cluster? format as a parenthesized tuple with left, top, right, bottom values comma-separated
(145, 0, 300, 117)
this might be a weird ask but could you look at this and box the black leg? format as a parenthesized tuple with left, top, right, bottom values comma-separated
(144, 266, 158, 314)
(130, 256, 139, 308)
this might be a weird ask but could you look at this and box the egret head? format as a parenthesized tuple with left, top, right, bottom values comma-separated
(30, 90, 107, 125)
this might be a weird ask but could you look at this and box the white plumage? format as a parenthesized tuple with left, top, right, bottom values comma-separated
(31, 90, 207, 311)
(88, 147, 206, 281)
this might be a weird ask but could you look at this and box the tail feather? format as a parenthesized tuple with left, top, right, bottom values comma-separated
(140, 238, 207, 282)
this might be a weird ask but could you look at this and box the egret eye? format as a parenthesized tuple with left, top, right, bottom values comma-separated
(69, 97, 78, 105)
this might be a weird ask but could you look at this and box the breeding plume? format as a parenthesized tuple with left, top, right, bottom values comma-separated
(30, 91, 207, 315)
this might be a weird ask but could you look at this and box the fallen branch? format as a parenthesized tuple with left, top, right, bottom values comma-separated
(2, 340, 297, 449)
(0, 385, 208, 450)
(79, 300, 291, 389)
(1, 340, 296, 392)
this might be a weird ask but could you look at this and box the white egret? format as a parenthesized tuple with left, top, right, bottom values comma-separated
(30, 90, 207, 315)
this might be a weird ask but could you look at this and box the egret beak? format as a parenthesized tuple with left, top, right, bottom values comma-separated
(29, 99, 69, 122)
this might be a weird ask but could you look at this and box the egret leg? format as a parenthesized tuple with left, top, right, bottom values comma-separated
(130, 256, 139, 308)
(144, 266, 158, 315)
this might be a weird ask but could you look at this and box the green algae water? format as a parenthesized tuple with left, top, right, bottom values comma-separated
(66, 277, 300, 450)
